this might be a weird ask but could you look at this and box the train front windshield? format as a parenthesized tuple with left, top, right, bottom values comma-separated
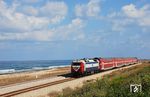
(72, 63, 81, 66)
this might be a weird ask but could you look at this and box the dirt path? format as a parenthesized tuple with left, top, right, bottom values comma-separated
(0, 76, 68, 95)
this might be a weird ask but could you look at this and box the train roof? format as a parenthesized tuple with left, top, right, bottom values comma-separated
(72, 57, 138, 62)
(73, 58, 97, 63)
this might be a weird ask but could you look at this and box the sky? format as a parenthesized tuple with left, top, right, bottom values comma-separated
(0, 0, 150, 61)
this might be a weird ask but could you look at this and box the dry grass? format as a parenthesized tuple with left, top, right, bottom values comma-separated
(101, 63, 148, 81)
(47, 91, 60, 97)
(47, 87, 73, 97)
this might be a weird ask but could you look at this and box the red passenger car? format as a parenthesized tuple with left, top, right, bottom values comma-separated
(71, 57, 138, 76)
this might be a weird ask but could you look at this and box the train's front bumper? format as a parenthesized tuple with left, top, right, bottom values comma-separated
(71, 66, 83, 75)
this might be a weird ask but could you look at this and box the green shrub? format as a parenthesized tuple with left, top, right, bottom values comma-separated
(59, 63, 150, 97)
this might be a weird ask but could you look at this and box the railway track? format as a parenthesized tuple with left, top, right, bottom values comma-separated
(0, 63, 141, 97)
(0, 78, 74, 97)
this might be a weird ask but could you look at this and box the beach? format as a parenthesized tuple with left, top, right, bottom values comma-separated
(0, 66, 70, 86)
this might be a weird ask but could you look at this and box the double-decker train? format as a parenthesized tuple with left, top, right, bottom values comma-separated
(71, 57, 138, 76)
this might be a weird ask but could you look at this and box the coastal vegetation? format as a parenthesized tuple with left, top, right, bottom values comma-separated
(58, 62, 150, 97)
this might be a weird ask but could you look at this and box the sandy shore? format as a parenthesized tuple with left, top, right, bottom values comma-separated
(0, 66, 70, 86)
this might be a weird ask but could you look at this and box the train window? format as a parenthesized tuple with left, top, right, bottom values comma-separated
(72, 63, 80, 66)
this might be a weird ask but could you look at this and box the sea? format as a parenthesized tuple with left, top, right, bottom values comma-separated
(0, 60, 72, 74)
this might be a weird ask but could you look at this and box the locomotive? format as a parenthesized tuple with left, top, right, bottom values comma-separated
(71, 57, 138, 76)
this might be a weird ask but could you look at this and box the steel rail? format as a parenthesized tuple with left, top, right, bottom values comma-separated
(0, 78, 74, 97)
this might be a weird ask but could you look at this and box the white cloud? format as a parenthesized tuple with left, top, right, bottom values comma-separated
(0, 0, 69, 33)
(69, 18, 84, 28)
(19, 0, 41, 4)
(107, 12, 131, 32)
(40, 1, 68, 24)
(87, 0, 101, 17)
(111, 18, 134, 32)
(122, 4, 144, 18)
(107, 4, 150, 32)
(21, 6, 38, 16)
(0, 1, 84, 42)
(0, 30, 53, 41)
(0, 18, 85, 41)
(128, 34, 150, 49)
(0, 0, 71, 42)
(52, 18, 85, 40)
(75, 0, 100, 17)
(0, 1, 49, 32)
(75, 5, 84, 17)
(122, 4, 150, 27)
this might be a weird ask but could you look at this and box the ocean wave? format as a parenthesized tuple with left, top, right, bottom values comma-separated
(16, 69, 33, 73)
(32, 65, 69, 70)
(0, 65, 70, 74)
(32, 67, 48, 70)
(0, 69, 15, 74)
